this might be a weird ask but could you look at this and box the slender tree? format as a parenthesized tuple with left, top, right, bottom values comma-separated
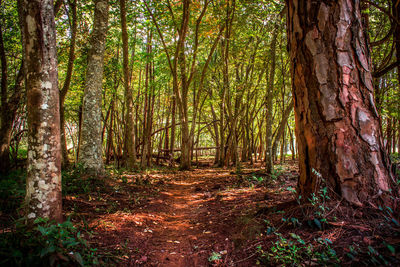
(79, 0, 109, 175)
(286, 0, 395, 205)
(120, 0, 136, 169)
(59, 0, 77, 168)
(19, 0, 62, 221)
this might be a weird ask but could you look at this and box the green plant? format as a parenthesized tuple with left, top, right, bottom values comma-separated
(0, 170, 25, 213)
(62, 164, 105, 195)
(270, 165, 284, 180)
(345, 242, 398, 265)
(286, 169, 331, 230)
(208, 251, 222, 262)
(0, 217, 101, 266)
(257, 233, 339, 266)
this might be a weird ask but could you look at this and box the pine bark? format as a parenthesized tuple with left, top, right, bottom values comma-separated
(79, 0, 109, 175)
(19, 0, 62, 221)
(287, 0, 394, 205)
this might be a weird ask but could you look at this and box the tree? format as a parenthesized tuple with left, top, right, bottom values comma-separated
(286, 0, 395, 205)
(19, 0, 62, 221)
(79, 0, 109, 175)
(59, 0, 77, 168)
(120, 0, 137, 169)
(0, 0, 24, 175)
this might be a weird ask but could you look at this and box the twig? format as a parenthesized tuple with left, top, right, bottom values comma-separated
(233, 251, 258, 264)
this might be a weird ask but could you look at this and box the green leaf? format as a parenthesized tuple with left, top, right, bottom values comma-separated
(386, 243, 395, 254)
(37, 226, 47, 235)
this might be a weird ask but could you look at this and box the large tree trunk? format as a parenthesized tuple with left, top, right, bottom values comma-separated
(287, 0, 394, 205)
(19, 0, 62, 222)
(79, 0, 109, 175)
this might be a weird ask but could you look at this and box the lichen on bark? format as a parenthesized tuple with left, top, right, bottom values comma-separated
(78, 0, 109, 175)
(19, 0, 62, 222)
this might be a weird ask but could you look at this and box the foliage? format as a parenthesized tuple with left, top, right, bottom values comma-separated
(0, 217, 100, 266)
(208, 251, 222, 262)
(257, 233, 339, 266)
(62, 165, 106, 195)
(0, 170, 25, 213)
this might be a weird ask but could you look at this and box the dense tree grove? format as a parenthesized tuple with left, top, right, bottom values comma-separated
(1, 0, 400, 265)
(0, 0, 399, 238)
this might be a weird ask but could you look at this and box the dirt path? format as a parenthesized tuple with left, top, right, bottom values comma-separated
(72, 167, 270, 266)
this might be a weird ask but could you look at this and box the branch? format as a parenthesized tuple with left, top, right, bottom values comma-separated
(373, 60, 400, 77)
(362, 0, 400, 26)
(143, 0, 174, 74)
(370, 22, 394, 47)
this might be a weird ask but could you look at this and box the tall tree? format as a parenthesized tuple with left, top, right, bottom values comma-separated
(286, 0, 395, 205)
(79, 0, 109, 175)
(265, 28, 278, 174)
(59, 0, 77, 168)
(19, 0, 62, 221)
(120, 0, 136, 169)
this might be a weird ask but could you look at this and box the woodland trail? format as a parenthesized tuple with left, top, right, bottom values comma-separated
(70, 165, 277, 266)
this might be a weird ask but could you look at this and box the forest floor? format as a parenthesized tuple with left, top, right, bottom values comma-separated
(63, 160, 296, 266)
(2, 159, 400, 266)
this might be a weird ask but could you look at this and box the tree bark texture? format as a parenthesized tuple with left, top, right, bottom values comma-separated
(287, 0, 394, 205)
(19, 0, 62, 221)
(79, 0, 109, 175)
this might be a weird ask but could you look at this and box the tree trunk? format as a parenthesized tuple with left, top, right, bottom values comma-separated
(394, 0, 400, 153)
(265, 29, 278, 174)
(0, 22, 23, 174)
(59, 0, 77, 168)
(79, 0, 109, 175)
(287, 0, 395, 206)
(19, 0, 62, 222)
(120, 0, 136, 169)
(272, 99, 294, 160)
(386, 117, 392, 153)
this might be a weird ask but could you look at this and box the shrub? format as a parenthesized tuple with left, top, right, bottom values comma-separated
(0, 217, 100, 266)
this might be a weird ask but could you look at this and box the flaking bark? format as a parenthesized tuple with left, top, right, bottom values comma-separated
(286, 0, 395, 205)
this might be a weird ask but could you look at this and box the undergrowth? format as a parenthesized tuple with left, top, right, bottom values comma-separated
(256, 168, 400, 266)
(0, 217, 104, 266)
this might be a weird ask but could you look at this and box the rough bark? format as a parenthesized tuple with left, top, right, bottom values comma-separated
(79, 0, 109, 175)
(287, 0, 394, 205)
(19, 0, 62, 221)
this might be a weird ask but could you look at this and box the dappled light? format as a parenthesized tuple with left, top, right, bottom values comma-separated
(1, 0, 400, 266)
